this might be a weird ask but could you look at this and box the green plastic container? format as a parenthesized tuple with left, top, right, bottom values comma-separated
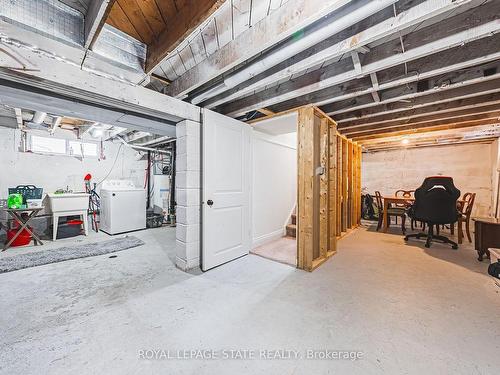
(7, 194, 23, 209)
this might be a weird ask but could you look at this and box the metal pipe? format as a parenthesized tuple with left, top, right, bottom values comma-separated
(191, 0, 397, 105)
(32, 111, 47, 124)
(50, 116, 62, 134)
(117, 135, 172, 154)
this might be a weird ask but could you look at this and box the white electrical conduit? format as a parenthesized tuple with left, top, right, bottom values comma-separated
(205, 0, 477, 109)
(190, 0, 398, 105)
(227, 20, 500, 117)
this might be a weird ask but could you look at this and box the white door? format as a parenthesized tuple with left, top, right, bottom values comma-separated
(202, 109, 251, 271)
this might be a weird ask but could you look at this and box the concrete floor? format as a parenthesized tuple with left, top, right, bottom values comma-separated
(0, 223, 499, 375)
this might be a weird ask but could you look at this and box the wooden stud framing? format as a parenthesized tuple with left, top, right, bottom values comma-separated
(336, 134, 342, 237)
(341, 138, 348, 232)
(255, 105, 361, 272)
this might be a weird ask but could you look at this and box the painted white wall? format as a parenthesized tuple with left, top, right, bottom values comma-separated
(362, 142, 496, 217)
(252, 130, 297, 247)
(0, 127, 146, 201)
(175, 119, 201, 271)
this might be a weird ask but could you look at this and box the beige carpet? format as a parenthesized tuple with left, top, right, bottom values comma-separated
(251, 237, 296, 267)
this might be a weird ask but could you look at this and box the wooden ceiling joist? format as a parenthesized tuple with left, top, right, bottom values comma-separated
(363, 138, 496, 152)
(341, 104, 500, 135)
(351, 118, 500, 142)
(145, 0, 225, 73)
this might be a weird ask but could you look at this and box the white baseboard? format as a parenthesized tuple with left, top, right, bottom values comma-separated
(252, 229, 285, 249)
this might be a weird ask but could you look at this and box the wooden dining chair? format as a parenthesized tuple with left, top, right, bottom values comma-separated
(395, 190, 419, 230)
(457, 192, 476, 244)
(375, 191, 407, 234)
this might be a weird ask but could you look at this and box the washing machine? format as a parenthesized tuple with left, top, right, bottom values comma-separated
(100, 180, 146, 235)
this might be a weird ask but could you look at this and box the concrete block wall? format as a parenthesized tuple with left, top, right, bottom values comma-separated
(175, 120, 201, 271)
(362, 142, 496, 217)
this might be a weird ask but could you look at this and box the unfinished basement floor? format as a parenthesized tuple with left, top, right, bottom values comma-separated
(0, 224, 499, 375)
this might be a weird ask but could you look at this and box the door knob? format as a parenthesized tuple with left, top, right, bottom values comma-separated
(207, 199, 214, 206)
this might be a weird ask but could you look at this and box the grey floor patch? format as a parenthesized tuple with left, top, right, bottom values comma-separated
(0, 236, 145, 274)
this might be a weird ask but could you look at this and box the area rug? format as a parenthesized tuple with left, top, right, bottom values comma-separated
(0, 236, 145, 274)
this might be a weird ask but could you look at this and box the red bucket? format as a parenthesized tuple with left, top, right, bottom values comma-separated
(6, 228, 32, 247)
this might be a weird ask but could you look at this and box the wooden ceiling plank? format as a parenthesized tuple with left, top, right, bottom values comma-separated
(146, 0, 225, 73)
(136, 0, 167, 37)
(155, 0, 178, 23)
(116, 0, 156, 44)
(107, 3, 144, 41)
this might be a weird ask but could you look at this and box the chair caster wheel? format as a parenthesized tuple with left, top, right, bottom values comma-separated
(452, 245, 458, 250)
(404, 236, 408, 241)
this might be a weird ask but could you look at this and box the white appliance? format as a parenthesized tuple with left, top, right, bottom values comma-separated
(152, 174, 170, 212)
(100, 180, 146, 235)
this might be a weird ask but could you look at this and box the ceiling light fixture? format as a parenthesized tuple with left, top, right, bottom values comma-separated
(401, 138, 410, 145)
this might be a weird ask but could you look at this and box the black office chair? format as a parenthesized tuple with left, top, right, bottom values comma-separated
(404, 176, 460, 249)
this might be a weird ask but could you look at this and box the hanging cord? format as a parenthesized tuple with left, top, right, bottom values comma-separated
(95, 143, 124, 186)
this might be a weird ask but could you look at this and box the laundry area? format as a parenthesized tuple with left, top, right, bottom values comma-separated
(1, 0, 500, 374)
(0, 109, 176, 258)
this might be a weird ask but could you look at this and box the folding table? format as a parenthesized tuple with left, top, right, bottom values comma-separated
(2, 207, 44, 251)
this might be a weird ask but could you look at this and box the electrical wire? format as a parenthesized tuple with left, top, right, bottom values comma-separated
(95, 143, 124, 186)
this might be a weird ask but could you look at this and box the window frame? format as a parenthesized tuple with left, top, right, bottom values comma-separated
(26, 134, 100, 159)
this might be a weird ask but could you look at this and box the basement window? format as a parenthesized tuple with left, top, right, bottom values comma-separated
(68, 141, 98, 157)
(27, 135, 98, 158)
(29, 136, 66, 155)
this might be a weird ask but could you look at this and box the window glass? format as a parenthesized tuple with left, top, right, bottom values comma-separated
(31, 136, 66, 154)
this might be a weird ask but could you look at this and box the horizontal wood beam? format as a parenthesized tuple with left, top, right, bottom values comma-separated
(351, 117, 500, 141)
(363, 138, 496, 152)
(0, 22, 201, 123)
(204, 0, 478, 109)
(146, 0, 224, 73)
(221, 3, 500, 117)
(340, 103, 500, 133)
(166, 0, 353, 98)
(333, 75, 500, 123)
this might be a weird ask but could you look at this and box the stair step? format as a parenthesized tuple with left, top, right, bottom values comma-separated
(286, 224, 296, 238)
(291, 214, 296, 225)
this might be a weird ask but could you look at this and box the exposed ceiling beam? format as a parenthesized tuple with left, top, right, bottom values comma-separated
(222, 13, 500, 117)
(339, 94, 500, 129)
(350, 116, 500, 141)
(330, 73, 500, 121)
(369, 73, 380, 103)
(195, 0, 398, 106)
(14, 107, 23, 129)
(205, 0, 484, 110)
(359, 124, 499, 145)
(257, 108, 275, 116)
(165, 0, 354, 98)
(84, 0, 117, 49)
(341, 104, 500, 134)
(363, 138, 496, 152)
(0, 25, 200, 123)
(146, 0, 225, 74)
